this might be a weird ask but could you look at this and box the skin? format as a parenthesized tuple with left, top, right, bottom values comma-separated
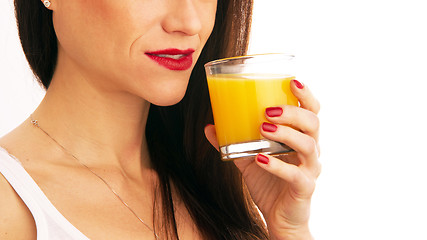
(0, 0, 216, 239)
(0, 0, 320, 239)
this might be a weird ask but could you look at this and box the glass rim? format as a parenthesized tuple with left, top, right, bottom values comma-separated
(204, 53, 295, 68)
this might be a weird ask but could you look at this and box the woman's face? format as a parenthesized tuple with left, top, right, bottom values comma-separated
(50, 0, 217, 106)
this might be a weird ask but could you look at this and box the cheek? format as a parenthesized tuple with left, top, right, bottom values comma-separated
(53, 0, 143, 71)
(54, 1, 115, 48)
(200, 2, 218, 43)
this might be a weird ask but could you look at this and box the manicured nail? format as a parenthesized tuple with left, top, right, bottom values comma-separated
(265, 107, 283, 117)
(262, 122, 277, 132)
(293, 79, 304, 89)
(256, 154, 269, 164)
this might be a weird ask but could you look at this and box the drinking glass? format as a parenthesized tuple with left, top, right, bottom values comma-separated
(204, 53, 298, 161)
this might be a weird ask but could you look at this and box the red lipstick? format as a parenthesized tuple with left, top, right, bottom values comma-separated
(145, 48, 195, 71)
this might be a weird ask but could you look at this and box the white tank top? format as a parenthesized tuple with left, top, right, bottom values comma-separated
(0, 147, 90, 240)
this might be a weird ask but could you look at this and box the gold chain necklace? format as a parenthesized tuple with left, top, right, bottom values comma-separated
(30, 115, 159, 240)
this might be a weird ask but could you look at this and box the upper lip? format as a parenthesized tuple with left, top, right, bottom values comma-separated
(145, 48, 195, 56)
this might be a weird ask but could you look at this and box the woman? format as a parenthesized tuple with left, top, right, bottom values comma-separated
(0, 0, 321, 239)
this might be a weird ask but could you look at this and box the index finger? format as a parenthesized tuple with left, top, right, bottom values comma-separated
(291, 80, 320, 114)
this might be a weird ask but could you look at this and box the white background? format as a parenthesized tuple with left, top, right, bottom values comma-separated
(1, 0, 427, 239)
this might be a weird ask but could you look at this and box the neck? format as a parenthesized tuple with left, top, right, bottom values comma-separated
(32, 51, 151, 172)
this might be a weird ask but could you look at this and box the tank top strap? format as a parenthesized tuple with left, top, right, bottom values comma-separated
(0, 147, 89, 240)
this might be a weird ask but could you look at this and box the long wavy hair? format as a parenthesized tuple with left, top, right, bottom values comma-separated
(14, 0, 268, 239)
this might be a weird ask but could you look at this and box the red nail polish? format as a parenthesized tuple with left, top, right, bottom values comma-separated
(256, 154, 269, 164)
(262, 122, 277, 132)
(265, 107, 283, 117)
(293, 79, 304, 89)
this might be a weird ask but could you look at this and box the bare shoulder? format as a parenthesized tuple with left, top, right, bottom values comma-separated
(0, 172, 37, 240)
(0, 123, 37, 240)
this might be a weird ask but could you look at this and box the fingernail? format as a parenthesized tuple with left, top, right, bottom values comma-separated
(262, 122, 277, 132)
(293, 79, 304, 89)
(265, 107, 283, 117)
(256, 154, 269, 164)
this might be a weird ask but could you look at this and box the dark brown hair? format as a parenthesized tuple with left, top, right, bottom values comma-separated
(14, 0, 268, 239)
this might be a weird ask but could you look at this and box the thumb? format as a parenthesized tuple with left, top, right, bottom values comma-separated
(204, 124, 219, 151)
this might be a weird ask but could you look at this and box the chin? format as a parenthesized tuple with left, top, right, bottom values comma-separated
(146, 85, 188, 107)
(125, 67, 193, 106)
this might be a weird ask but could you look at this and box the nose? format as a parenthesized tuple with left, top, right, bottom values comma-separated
(161, 0, 203, 36)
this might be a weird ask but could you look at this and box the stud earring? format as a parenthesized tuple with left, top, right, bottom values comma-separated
(43, 0, 51, 8)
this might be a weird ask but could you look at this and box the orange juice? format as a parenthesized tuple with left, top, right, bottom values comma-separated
(207, 74, 298, 147)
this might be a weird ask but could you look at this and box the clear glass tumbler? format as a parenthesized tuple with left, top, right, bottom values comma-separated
(205, 53, 298, 161)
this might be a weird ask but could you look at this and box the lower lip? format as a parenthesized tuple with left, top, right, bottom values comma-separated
(145, 53, 194, 71)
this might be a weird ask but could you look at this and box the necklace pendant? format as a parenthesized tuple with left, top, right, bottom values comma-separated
(31, 119, 39, 127)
